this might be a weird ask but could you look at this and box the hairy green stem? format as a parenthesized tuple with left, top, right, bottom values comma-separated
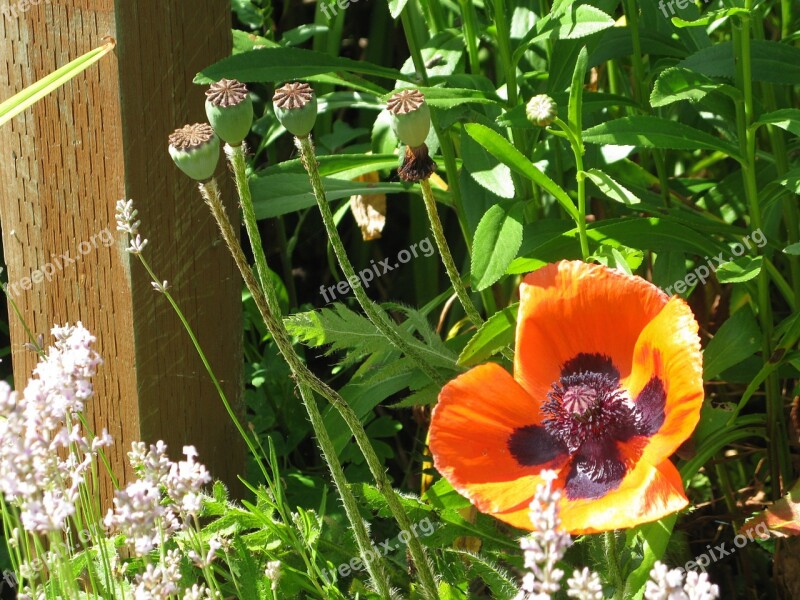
(225, 149, 440, 599)
(200, 176, 392, 599)
(296, 136, 446, 386)
(420, 179, 483, 326)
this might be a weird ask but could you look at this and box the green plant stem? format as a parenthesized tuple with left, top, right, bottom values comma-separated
(733, 5, 790, 498)
(420, 179, 483, 326)
(222, 153, 441, 599)
(459, 0, 480, 73)
(554, 118, 590, 260)
(296, 136, 446, 387)
(605, 530, 625, 600)
(200, 177, 392, 599)
(134, 249, 270, 483)
(491, 0, 517, 107)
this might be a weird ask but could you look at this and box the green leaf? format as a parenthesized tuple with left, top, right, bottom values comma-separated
(463, 123, 579, 220)
(678, 40, 800, 86)
(471, 203, 524, 290)
(281, 24, 329, 46)
(583, 116, 742, 159)
(703, 307, 762, 380)
(784, 242, 800, 255)
(650, 67, 741, 107)
(1, 39, 116, 128)
(462, 130, 516, 199)
(671, 6, 749, 27)
(585, 169, 641, 205)
(568, 46, 588, 139)
(715, 256, 763, 284)
(753, 109, 800, 138)
(195, 47, 409, 85)
(388, 0, 408, 18)
(250, 174, 412, 218)
(623, 515, 677, 600)
(458, 303, 519, 367)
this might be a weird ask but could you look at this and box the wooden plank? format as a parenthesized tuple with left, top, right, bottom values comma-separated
(0, 0, 243, 504)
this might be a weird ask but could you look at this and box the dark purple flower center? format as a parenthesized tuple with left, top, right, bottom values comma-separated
(507, 353, 666, 500)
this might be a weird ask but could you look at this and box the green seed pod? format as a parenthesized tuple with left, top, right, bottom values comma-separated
(525, 94, 557, 127)
(168, 123, 220, 181)
(387, 89, 430, 148)
(273, 82, 317, 138)
(205, 79, 254, 146)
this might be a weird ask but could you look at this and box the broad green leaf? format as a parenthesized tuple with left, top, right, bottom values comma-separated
(383, 86, 500, 108)
(1, 39, 116, 128)
(458, 304, 519, 367)
(509, 217, 723, 274)
(678, 40, 800, 86)
(262, 154, 397, 178)
(583, 116, 742, 160)
(512, 5, 615, 64)
(462, 130, 516, 199)
(471, 202, 524, 290)
(715, 256, 763, 283)
(753, 109, 800, 138)
(463, 123, 579, 220)
(703, 306, 762, 380)
(251, 173, 423, 218)
(195, 47, 410, 85)
(585, 169, 641, 205)
(650, 67, 741, 107)
(388, 0, 409, 18)
(623, 515, 677, 600)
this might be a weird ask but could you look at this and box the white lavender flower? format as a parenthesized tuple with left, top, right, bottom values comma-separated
(265, 560, 282, 591)
(133, 548, 182, 600)
(567, 567, 603, 599)
(104, 479, 171, 556)
(182, 583, 214, 600)
(0, 324, 108, 533)
(645, 561, 720, 600)
(115, 199, 149, 254)
(514, 470, 573, 599)
(165, 445, 211, 514)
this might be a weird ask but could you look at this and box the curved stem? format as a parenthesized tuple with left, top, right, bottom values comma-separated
(200, 176, 392, 599)
(217, 157, 441, 599)
(296, 136, 446, 387)
(420, 179, 483, 327)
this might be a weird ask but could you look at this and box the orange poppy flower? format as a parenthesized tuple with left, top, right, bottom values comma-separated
(429, 260, 703, 534)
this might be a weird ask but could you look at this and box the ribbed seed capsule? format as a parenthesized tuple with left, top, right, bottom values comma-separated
(205, 79, 254, 146)
(387, 89, 431, 148)
(168, 123, 220, 181)
(273, 82, 318, 138)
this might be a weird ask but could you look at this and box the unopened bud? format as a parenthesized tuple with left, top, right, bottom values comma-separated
(525, 94, 557, 127)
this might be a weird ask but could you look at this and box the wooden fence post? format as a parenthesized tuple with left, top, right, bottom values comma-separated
(0, 1, 244, 504)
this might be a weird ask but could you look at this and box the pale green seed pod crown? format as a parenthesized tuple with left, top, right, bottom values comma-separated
(168, 123, 220, 181)
(273, 82, 318, 138)
(387, 89, 431, 148)
(205, 79, 254, 146)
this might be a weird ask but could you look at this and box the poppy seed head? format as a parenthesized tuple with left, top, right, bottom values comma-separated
(273, 82, 314, 110)
(206, 79, 250, 108)
(168, 123, 216, 150)
(387, 89, 426, 116)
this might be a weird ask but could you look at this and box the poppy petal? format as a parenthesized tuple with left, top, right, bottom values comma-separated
(492, 457, 688, 533)
(429, 363, 569, 513)
(515, 261, 668, 402)
(623, 296, 704, 464)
